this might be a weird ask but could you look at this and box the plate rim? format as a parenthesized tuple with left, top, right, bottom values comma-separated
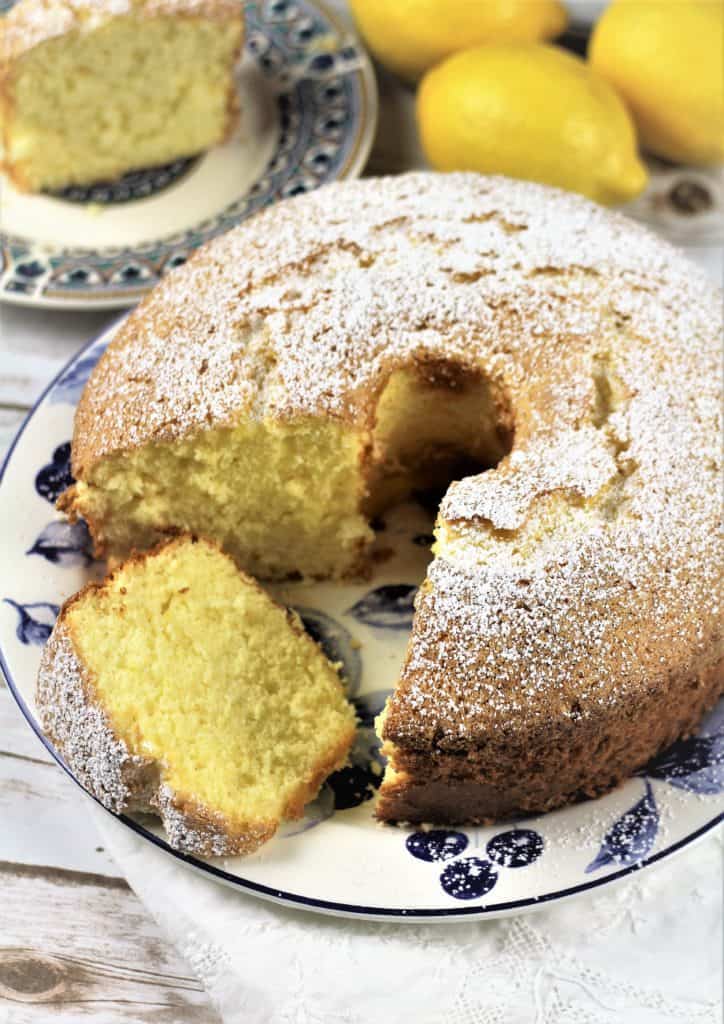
(0, 0, 379, 312)
(1, 322, 722, 922)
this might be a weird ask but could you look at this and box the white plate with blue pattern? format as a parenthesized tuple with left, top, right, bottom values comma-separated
(1, 321, 722, 920)
(0, 0, 377, 309)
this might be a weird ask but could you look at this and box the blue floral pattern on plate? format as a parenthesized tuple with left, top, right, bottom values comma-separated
(326, 724, 384, 811)
(50, 345, 108, 405)
(52, 157, 198, 205)
(333, 690, 388, 805)
(406, 826, 544, 901)
(35, 443, 73, 503)
(3, 600, 60, 646)
(486, 828, 544, 868)
(347, 584, 417, 630)
(586, 781, 659, 873)
(585, 730, 724, 874)
(27, 520, 95, 568)
(401, 722, 724, 895)
(406, 830, 468, 863)
(646, 733, 724, 795)
(440, 858, 499, 901)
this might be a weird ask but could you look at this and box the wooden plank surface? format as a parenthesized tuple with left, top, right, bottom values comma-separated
(0, 859, 221, 1023)
(0, 689, 121, 877)
(0, 686, 221, 1023)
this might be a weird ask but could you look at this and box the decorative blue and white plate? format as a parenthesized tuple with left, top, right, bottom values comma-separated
(0, 0, 377, 309)
(1, 321, 722, 921)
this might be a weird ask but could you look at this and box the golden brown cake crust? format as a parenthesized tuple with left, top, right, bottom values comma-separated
(377, 657, 724, 824)
(62, 172, 723, 823)
(36, 536, 352, 856)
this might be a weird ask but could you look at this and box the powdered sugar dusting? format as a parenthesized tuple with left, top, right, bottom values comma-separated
(76, 173, 718, 462)
(36, 618, 260, 855)
(36, 623, 136, 813)
(0, 0, 241, 61)
(154, 785, 268, 857)
(443, 426, 620, 531)
(72, 173, 722, 748)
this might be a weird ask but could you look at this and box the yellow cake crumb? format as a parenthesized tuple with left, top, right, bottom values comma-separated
(0, 0, 243, 192)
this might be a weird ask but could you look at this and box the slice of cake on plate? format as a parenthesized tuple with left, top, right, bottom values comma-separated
(37, 536, 356, 856)
(0, 0, 243, 192)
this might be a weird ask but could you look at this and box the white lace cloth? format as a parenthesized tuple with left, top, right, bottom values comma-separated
(92, 808, 721, 1024)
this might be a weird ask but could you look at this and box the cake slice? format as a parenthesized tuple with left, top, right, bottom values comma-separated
(37, 536, 356, 856)
(0, 0, 243, 192)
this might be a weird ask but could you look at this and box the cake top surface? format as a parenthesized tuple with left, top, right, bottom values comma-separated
(72, 172, 723, 744)
(75, 172, 719, 464)
(0, 0, 241, 61)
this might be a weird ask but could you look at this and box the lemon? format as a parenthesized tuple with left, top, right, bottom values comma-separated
(348, 0, 567, 83)
(590, 1, 724, 165)
(417, 44, 648, 206)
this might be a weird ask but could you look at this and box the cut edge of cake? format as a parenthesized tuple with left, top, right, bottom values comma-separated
(36, 535, 357, 857)
(0, 0, 244, 192)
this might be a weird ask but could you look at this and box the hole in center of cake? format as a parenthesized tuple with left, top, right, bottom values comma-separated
(68, 362, 513, 580)
(364, 362, 513, 521)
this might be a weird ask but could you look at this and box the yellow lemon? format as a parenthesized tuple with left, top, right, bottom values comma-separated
(348, 0, 567, 83)
(417, 44, 648, 206)
(590, 1, 724, 165)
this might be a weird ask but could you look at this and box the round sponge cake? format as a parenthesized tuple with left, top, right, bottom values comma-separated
(61, 172, 723, 823)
